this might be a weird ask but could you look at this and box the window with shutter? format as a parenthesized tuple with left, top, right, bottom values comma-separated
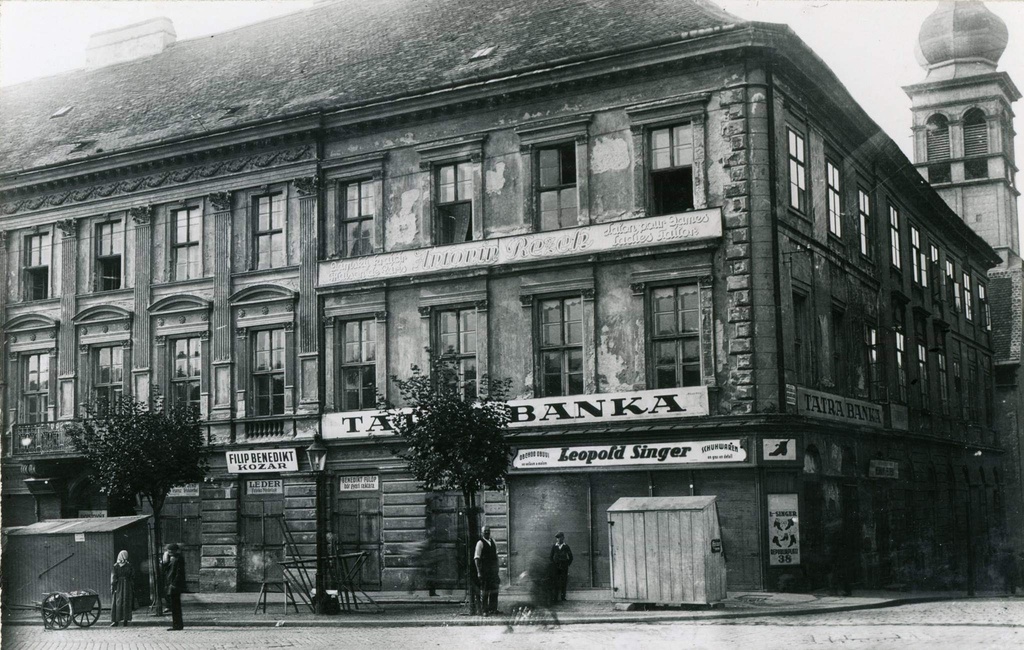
(963, 108, 988, 157)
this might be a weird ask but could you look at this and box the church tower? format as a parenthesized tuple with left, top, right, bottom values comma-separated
(904, 0, 1024, 560)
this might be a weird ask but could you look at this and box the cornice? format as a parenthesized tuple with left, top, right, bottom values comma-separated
(0, 141, 316, 217)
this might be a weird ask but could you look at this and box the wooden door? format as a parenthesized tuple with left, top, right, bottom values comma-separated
(426, 493, 467, 589)
(159, 502, 201, 591)
(240, 498, 284, 590)
(509, 474, 588, 588)
(696, 470, 760, 589)
(333, 495, 382, 590)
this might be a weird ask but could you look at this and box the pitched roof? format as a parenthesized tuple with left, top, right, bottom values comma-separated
(5, 515, 150, 535)
(0, 0, 743, 176)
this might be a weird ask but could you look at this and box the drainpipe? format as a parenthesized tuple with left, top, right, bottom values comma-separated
(764, 60, 788, 412)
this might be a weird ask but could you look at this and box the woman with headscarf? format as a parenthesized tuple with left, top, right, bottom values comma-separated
(110, 549, 134, 626)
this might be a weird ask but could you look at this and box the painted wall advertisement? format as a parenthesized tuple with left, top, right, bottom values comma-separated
(226, 448, 298, 473)
(767, 493, 801, 566)
(512, 439, 747, 470)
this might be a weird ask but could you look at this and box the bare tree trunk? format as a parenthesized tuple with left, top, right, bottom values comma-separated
(463, 488, 480, 615)
(150, 499, 165, 616)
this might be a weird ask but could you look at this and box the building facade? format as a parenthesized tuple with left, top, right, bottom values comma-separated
(0, 0, 1009, 594)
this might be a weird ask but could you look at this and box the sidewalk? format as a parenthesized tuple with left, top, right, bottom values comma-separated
(6, 588, 1016, 628)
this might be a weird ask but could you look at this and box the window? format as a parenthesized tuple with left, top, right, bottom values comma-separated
(787, 128, 807, 212)
(437, 308, 478, 400)
(94, 345, 123, 408)
(172, 207, 201, 281)
(894, 306, 907, 404)
(926, 114, 951, 183)
(864, 323, 881, 400)
(984, 357, 994, 428)
(888, 205, 902, 269)
(832, 308, 845, 392)
(910, 227, 926, 287)
(963, 108, 988, 156)
(952, 354, 963, 420)
(937, 348, 949, 415)
(650, 124, 694, 216)
(95, 221, 123, 291)
(967, 350, 979, 423)
(339, 319, 376, 411)
(537, 143, 578, 230)
(946, 259, 959, 310)
(252, 329, 285, 415)
(170, 337, 201, 411)
(915, 318, 929, 410)
(22, 353, 49, 423)
(539, 296, 583, 396)
(979, 283, 991, 331)
(793, 292, 811, 385)
(651, 285, 701, 388)
(826, 159, 842, 237)
(929, 245, 942, 297)
(23, 233, 51, 300)
(341, 180, 375, 257)
(963, 273, 973, 321)
(436, 162, 474, 244)
(254, 194, 286, 269)
(857, 188, 872, 258)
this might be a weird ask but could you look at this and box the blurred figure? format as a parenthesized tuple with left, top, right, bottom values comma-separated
(109, 549, 134, 627)
(161, 543, 186, 631)
(550, 532, 573, 602)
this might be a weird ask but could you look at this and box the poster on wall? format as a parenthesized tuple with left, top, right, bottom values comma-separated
(767, 493, 801, 566)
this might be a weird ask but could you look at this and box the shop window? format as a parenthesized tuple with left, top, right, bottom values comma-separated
(95, 221, 123, 291)
(787, 128, 807, 213)
(23, 232, 51, 300)
(650, 284, 701, 388)
(537, 143, 578, 230)
(857, 188, 872, 259)
(22, 352, 49, 423)
(172, 206, 202, 281)
(435, 162, 474, 244)
(170, 337, 202, 412)
(435, 308, 478, 400)
(340, 179, 375, 257)
(538, 296, 583, 397)
(338, 319, 376, 411)
(252, 328, 285, 415)
(253, 193, 286, 269)
(94, 345, 124, 410)
(649, 124, 694, 216)
(826, 159, 842, 238)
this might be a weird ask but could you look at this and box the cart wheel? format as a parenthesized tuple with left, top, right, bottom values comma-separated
(72, 598, 101, 627)
(41, 594, 71, 630)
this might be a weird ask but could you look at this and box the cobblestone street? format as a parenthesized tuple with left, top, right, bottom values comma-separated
(3, 599, 1022, 650)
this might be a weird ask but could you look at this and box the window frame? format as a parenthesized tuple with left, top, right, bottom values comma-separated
(914, 317, 929, 410)
(537, 295, 585, 398)
(339, 178, 376, 258)
(864, 323, 881, 401)
(94, 220, 123, 292)
(434, 306, 479, 400)
(648, 283, 703, 390)
(535, 141, 579, 231)
(171, 205, 202, 281)
(910, 226, 927, 288)
(978, 282, 991, 331)
(893, 305, 908, 404)
(433, 161, 475, 245)
(251, 328, 286, 416)
(23, 232, 51, 301)
(888, 204, 902, 270)
(857, 188, 872, 260)
(787, 127, 808, 214)
(252, 193, 286, 270)
(962, 272, 974, 322)
(337, 318, 377, 411)
(825, 158, 842, 238)
(22, 351, 50, 423)
(792, 291, 813, 386)
(648, 123, 696, 217)
(93, 344, 124, 409)
(169, 336, 202, 412)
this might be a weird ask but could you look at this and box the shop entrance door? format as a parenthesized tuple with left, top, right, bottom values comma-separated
(334, 493, 382, 590)
(159, 502, 201, 592)
(509, 475, 588, 588)
(590, 472, 648, 587)
(240, 489, 285, 591)
(426, 493, 468, 589)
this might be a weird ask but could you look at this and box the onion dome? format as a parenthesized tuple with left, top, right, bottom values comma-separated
(917, 1, 1008, 70)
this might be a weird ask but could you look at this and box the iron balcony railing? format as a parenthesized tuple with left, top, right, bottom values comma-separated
(11, 422, 72, 457)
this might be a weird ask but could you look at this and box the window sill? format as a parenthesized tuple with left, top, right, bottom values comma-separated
(92, 287, 132, 297)
(17, 296, 60, 306)
(155, 276, 211, 289)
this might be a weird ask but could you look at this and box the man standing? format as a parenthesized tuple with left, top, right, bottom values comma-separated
(474, 525, 500, 615)
(550, 532, 573, 602)
(162, 543, 186, 630)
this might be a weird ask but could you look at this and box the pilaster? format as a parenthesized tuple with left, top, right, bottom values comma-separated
(295, 176, 320, 412)
(130, 206, 153, 399)
(208, 192, 233, 424)
(56, 219, 78, 419)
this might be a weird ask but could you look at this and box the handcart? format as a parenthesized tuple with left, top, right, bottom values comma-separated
(39, 589, 102, 629)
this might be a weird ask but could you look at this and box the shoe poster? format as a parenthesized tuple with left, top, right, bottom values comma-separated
(767, 494, 801, 566)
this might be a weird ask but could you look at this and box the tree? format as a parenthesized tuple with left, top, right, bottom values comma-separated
(380, 354, 512, 614)
(65, 394, 208, 614)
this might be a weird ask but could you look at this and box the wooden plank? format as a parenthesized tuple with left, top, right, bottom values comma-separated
(622, 512, 636, 599)
(646, 511, 660, 601)
(634, 511, 647, 601)
(680, 508, 694, 602)
(610, 513, 624, 599)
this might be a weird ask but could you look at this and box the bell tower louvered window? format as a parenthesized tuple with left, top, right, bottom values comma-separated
(963, 108, 988, 180)
(926, 114, 951, 183)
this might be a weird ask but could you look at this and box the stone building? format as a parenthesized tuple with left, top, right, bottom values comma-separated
(904, 0, 1024, 578)
(0, 0, 1008, 594)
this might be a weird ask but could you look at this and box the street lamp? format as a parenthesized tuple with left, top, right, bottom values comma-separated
(305, 435, 329, 614)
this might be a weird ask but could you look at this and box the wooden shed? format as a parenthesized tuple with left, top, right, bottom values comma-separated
(607, 496, 726, 605)
(2, 516, 151, 609)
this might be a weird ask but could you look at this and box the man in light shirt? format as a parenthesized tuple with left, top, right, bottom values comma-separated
(474, 525, 500, 615)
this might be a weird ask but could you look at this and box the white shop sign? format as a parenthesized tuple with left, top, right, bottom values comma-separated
(796, 387, 884, 429)
(767, 494, 801, 566)
(339, 475, 379, 492)
(762, 439, 796, 461)
(168, 484, 200, 498)
(226, 448, 298, 473)
(511, 439, 746, 470)
(323, 386, 709, 439)
(247, 479, 284, 495)
(318, 209, 721, 285)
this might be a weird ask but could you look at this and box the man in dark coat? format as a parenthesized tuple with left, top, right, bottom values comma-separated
(161, 543, 186, 630)
(474, 525, 500, 615)
(550, 532, 573, 602)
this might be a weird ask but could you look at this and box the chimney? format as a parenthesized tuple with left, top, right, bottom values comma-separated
(86, 17, 176, 69)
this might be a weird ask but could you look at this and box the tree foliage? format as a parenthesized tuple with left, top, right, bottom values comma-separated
(65, 394, 209, 515)
(380, 353, 512, 497)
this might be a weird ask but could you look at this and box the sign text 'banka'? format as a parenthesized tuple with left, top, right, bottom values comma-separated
(319, 209, 721, 285)
(512, 439, 746, 470)
(322, 387, 709, 439)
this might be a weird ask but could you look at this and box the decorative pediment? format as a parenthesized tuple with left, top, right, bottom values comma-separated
(229, 284, 297, 306)
(150, 295, 212, 315)
(73, 304, 132, 325)
(5, 314, 58, 352)
(73, 305, 132, 345)
(151, 294, 211, 336)
(230, 284, 296, 329)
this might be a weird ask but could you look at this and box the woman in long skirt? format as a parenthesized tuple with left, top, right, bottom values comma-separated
(110, 550, 134, 626)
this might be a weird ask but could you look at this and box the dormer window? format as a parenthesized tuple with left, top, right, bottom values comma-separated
(50, 106, 73, 119)
(470, 46, 495, 60)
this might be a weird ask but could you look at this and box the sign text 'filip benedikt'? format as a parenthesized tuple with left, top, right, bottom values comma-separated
(319, 209, 721, 285)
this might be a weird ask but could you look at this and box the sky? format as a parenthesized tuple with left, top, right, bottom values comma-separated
(0, 0, 1022, 191)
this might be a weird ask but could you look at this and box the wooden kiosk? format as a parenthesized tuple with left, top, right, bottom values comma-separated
(607, 496, 726, 606)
